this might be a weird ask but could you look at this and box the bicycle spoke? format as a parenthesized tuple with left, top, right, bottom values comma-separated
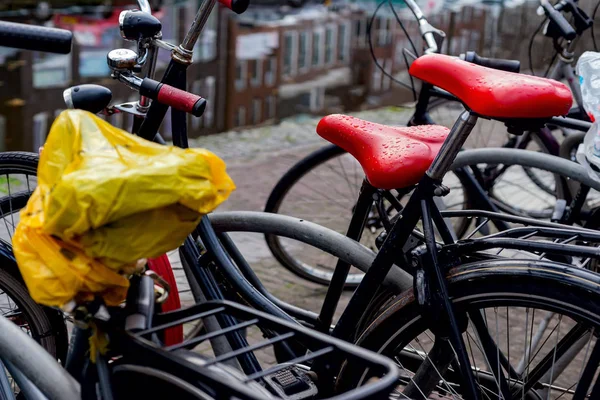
(544, 315, 562, 400)
(469, 310, 511, 399)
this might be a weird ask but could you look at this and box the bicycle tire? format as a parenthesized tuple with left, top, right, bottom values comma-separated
(264, 144, 361, 286)
(0, 267, 58, 358)
(264, 144, 472, 287)
(0, 152, 69, 363)
(336, 259, 600, 399)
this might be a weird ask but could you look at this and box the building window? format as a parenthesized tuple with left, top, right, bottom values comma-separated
(312, 30, 323, 67)
(252, 98, 262, 125)
(378, 17, 392, 46)
(283, 32, 298, 76)
(298, 31, 310, 71)
(265, 95, 276, 119)
(382, 60, 392, 91)
(235, 60, 247, 91)
(355, 18, 368, 48)
(33, 52, 71, 88)
(190, 77, 216, 131)
(235, 107, 246, 127)
(250, 59, 262, 87)
(204, 76, 216, 128)
(338, 23, 350, 62)
(194, 8, 217, 63)
(33, 112, 48, 151)
(264, 57, 277, 86)
(325, 26, 336, 65)
(371, 67, 382, 92)
(310, 88, 324, 112)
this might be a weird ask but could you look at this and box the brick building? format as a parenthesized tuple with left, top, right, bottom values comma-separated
(0, 0, 227, 150)
(0, 0, 495, 150)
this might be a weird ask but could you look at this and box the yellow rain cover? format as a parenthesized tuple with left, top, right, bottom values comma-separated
(13, 110, 235, 307)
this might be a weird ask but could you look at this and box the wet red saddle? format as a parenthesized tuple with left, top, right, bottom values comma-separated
(409, 54, 573, 119)
(316, 115, 449, 189)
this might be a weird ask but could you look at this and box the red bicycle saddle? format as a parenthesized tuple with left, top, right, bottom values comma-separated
(409, 54, 572, 119)
(316, 115, 449, 189)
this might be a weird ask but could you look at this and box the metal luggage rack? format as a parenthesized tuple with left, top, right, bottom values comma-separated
(438, 209, 600, 265)
(111, 300, 399, 400)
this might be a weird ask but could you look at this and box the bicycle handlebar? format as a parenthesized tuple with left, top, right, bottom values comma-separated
(401, 0, 443, 54)
(140, 78, 207, 117)
(219, 0, 250, 14)
(462, 51, 521, 73)
(0, 21, 72, 54)
(540, 0, 577, 40)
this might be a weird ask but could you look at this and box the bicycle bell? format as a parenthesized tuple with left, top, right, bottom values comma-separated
(107, 48, 138, 72)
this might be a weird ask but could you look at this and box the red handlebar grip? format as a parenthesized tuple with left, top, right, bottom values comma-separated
(219, 0, 249, 14)
(156, 84, 206, 117)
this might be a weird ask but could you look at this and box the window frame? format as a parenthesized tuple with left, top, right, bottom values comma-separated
(264, 57, 277, 86)
(325, 25, 336, 65)
(250, 59, 262, 87)
(265, 95, 276, 119)
(311, 28, 325, 68)
(337, 22, 350, 63)
(283, 31, 298, 77)
(235, 60, 247, 92)
(298, 30, 311, 72)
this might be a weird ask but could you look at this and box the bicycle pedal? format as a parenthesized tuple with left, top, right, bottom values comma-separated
(263, 366, 318, 399)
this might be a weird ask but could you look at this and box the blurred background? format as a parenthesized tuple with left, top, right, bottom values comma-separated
(0, 0, 597, 152)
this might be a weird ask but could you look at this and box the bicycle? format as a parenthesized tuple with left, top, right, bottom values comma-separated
(263, 0, 598, 287)
(103, 0, 600, 397)
(6, 0, 600, 398)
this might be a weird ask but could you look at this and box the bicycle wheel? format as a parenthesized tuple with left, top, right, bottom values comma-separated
(337, 259, 600, 399)
(0, 152, 68, 363)
(0, 265, 62, 396)
(264, 144, 469, 287)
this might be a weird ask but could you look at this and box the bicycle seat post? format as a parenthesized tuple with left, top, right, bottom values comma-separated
(427, 111, 478, 181)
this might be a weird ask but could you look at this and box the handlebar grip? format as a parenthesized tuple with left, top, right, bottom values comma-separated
(141, 78, 206, 117)
(463, 51, 520, 73)
(219, 0, 249, 14)
(540, 0, 576, 40)
(0, 21, 72, 54)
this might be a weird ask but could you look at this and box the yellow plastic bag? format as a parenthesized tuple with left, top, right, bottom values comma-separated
(13, 110, 235, 307)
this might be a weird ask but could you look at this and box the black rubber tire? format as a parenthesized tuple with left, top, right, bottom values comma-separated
(0, 151, 68, 362)
(0, 267, 58, 358)
(263, 146, 473, 287)
(264, 144, 355, 286)
(336, 259, 600, 397)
